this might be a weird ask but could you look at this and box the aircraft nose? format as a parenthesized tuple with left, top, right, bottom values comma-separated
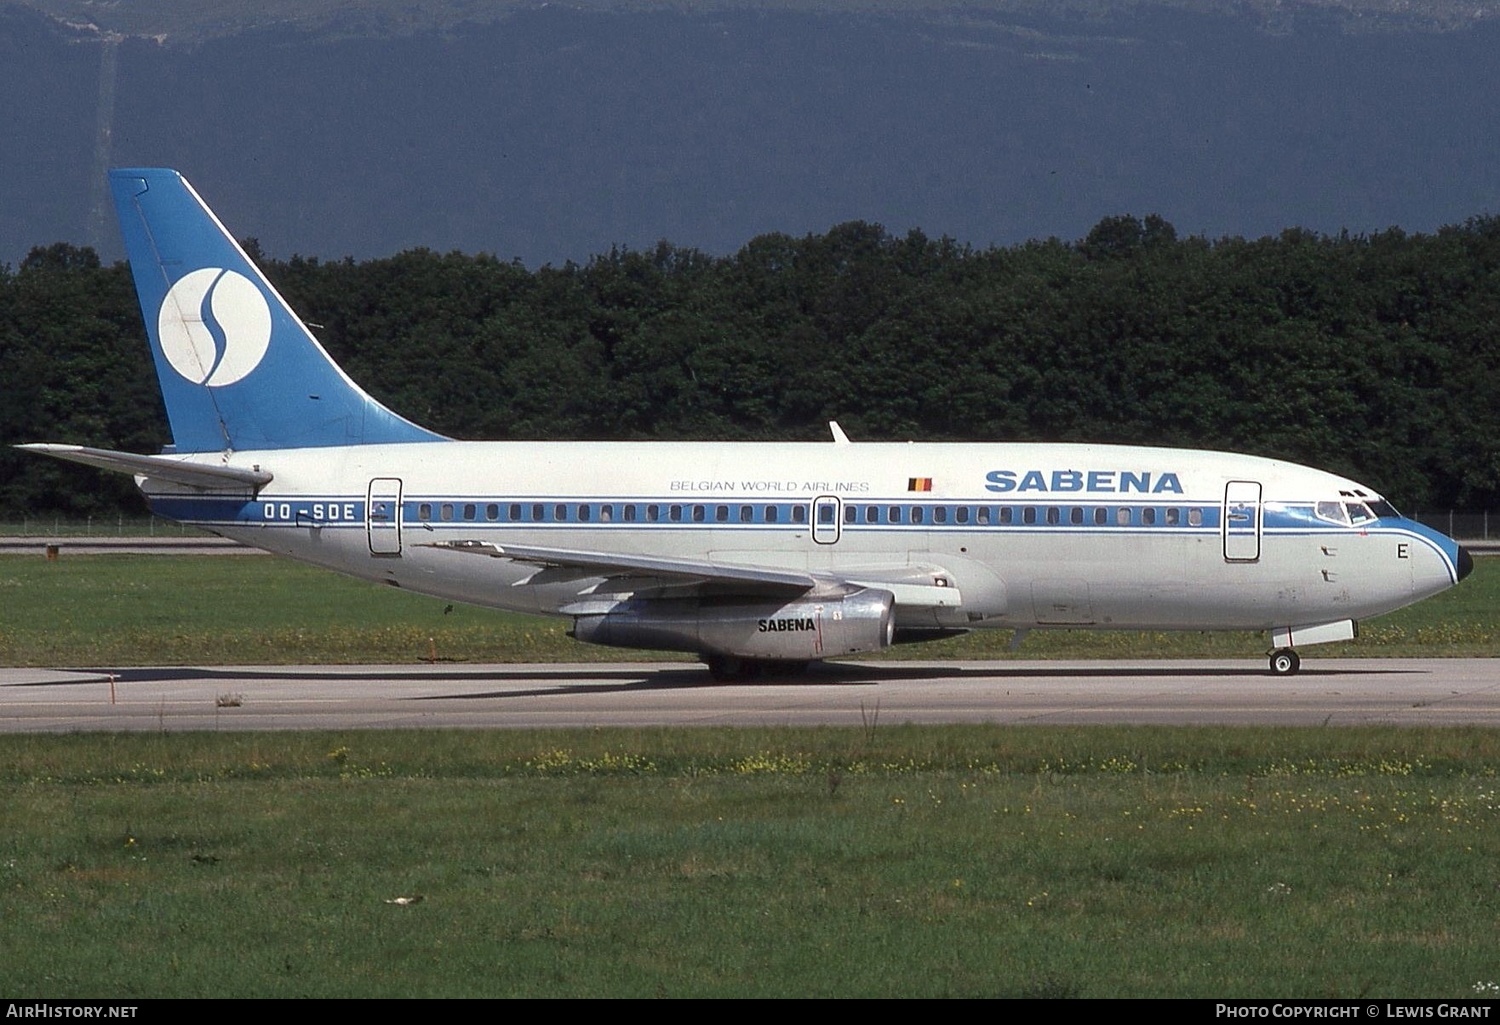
(1458, 544, 1474, 582)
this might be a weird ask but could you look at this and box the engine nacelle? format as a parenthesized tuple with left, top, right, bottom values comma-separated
(570, 588, 895, 660)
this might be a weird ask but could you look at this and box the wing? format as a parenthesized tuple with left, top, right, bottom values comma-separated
(420, 540, 817, 595)
(419, 540, 962, 609)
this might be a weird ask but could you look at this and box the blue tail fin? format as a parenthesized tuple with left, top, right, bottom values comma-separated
(110, 168, 445, 453)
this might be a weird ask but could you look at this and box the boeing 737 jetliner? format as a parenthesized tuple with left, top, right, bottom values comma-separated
(22, 169, 1473, 677)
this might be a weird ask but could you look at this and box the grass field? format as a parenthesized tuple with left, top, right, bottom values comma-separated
(0, 516, 210, 538)
(3, 557, 1498, 996)
(2, 726, 1497, 998)
(0, 552, 1495, 667)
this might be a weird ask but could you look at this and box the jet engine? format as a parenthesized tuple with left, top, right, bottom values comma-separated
(570, 587, 895, 660)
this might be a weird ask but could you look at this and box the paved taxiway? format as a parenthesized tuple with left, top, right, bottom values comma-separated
(3, 659, 1499, 732)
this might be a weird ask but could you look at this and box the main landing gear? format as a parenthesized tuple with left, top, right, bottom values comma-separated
(703, 656, 811, 682)
(1268, 648, 1301, 676)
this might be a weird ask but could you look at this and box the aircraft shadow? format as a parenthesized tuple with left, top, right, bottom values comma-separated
(12, 661, 1421, 702)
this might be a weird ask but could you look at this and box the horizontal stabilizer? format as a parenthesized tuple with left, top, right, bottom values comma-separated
(18, 444, 273, 490)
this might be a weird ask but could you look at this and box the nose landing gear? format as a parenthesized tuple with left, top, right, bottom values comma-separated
(1268, 648, 1301, 676)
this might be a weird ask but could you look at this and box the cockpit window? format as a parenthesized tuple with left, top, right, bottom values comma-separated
(1368, 499, 1399, 519)
(1315, 501, 1349, 525)
(1345, 503, 1375, 525)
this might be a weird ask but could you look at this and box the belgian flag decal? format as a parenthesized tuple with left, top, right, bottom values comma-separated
(908, 477, 933, 492)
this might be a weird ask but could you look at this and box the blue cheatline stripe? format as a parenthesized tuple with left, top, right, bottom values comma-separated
(154, 495, 1225, 527)
(1374, 521, 1462, 582)
(152, 495, 1447, 548)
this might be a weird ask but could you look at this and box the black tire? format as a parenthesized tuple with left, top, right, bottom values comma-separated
(704, 655, 742, 682)
(703, 657, 811, 681)
(760, 660, 811, 679)
(1269, 649, 1301, 676)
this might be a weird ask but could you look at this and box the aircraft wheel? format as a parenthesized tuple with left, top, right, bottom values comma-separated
(705, 657, 810, 682)
(704, 656, 740, 682)
(761, 660, 811, 679)
(1269, 649, 1301, 676)
(705, 656, 765, 682)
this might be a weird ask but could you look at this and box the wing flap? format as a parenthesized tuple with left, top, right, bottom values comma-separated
(420, 540, 817, 595)
(421, 542, 966, 608)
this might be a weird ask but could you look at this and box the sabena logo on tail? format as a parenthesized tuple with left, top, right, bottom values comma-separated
(108, 168, 445, 450)
(158, 267, 273, 387)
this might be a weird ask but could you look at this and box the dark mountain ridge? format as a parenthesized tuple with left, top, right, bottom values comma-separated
(2, 2, 1497, 270)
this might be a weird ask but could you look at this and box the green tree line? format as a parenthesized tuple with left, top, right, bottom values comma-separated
(3, 213, 1499, 517)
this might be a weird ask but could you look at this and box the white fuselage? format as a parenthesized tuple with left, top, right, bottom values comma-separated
(142, 440, 1462, 636)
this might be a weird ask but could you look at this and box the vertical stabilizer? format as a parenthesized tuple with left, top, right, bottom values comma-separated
(110, 168, 445, 452)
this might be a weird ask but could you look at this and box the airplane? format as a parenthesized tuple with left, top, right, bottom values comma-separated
(20, 168, 1473, 679)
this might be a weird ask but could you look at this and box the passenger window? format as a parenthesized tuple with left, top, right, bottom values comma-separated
(1093, 507, 1107, 525)
(418, 503, 432, 521)
(934, 507, 948, 524)
(792, 505, 807, 524)
(624, 505, 637, 522)
(1188, 508, 1203, 527)
(956, 507, 970, 524)
(740, 505, 753, 523)
(976, 507, 991, 525)
(866, 506, 879, 523)
(766, 506, 778, 523)
(1116, 508, 1130, 525)
(462, 503, 476, 521)
(599, 505, 613, 522)
(844, 505, 857, 523)
(486, 504, 499, 521)
(1000, 507, 1013, 525)
(889, 506, 902, 523)
(911, 506, 925, 524)
(670, 505, 683, 522)
(693, 505, 705, 523)
(1046, 507, 1060, 525)
(441, 503, 455, 521)
(1070, 507, 1083, 525)
(1166, 508, 1181, 526)
(578, 505, 591, 522)
(554, 504, 567, 521)
(532, 504, 544, 522)
(1142, 508, 1156, 526)
(1023, 507, 1036, 525)
(819, 504, 835, 524)
(715, 505, 729, 523)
